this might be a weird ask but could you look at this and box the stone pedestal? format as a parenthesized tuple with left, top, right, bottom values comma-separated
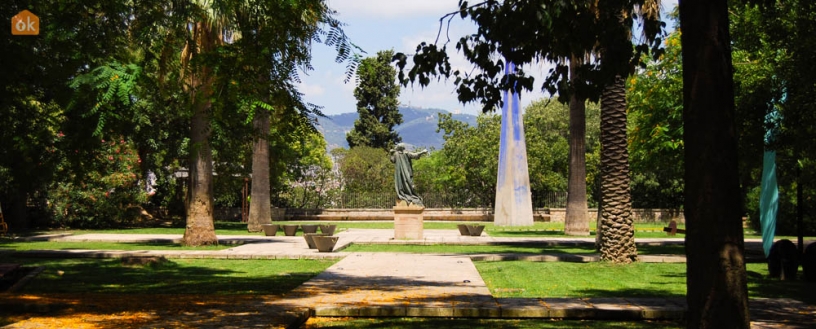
(394, 202, 424, 240)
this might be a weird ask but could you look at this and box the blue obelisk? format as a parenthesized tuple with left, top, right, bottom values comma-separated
(494, 61, 534, 226)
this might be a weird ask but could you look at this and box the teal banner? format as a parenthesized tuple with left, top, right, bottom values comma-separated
(760, 150, 779, 257)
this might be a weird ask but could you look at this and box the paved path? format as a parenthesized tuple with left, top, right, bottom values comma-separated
(13, 229, 690, 262)
(4, 229, 815, 328)
(271, 252, 686, 320)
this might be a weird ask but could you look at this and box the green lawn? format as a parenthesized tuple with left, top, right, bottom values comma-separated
(25, 220, 783, 240)
(342, 243, 685, 255)
(3, 256, 335, 295)
(0, 241, 233, 251)
(476, 261, 816, 304)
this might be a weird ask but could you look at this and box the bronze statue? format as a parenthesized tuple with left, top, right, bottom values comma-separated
(389, 143, 428, 206)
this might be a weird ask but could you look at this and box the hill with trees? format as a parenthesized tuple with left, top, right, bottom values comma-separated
(317, 106, 478, 151)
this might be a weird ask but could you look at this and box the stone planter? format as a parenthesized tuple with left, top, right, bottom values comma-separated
(313, 235, 340, 252)
(319, 224, 337, 235)
(282, 225, 299, 236)
(304, 233, 330, 249)
(301, 224, 318, 234)
(466, 224, 485, 237)
(457, 224, 470, 236)
(261, 224, 279, 236)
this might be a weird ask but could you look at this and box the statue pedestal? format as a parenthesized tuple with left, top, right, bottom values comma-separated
(394, 201, 424, 240)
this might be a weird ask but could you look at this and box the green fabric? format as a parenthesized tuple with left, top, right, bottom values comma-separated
(760, 150, 779, 257)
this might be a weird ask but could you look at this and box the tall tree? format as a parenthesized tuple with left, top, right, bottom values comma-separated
(680, 0, 750, 327)
(132, 0, 360, 243)
(346, 50, 403, 150)
(180, 14, 222, 246)
(594, 1, 662, 260)
(564, 56, 590, 235)
(233, 1, 331, 232)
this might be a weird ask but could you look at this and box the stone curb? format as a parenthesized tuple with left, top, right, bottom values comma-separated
(308, 297, 686, 320)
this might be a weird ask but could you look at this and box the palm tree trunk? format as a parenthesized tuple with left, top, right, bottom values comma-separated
(247, 106, 272, 232)
(565, 55, 589, 236)
(182, 21, 219, 246)
(599, 75, 636, 262)
(680, 0, 750, 327)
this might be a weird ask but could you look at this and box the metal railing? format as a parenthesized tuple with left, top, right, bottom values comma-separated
(276, 190, 568, 209)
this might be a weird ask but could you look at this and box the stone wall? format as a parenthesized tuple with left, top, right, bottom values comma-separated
(546, 208, 685, 223)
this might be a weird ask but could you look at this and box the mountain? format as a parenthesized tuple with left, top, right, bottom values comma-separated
(316, 106, 478, 151)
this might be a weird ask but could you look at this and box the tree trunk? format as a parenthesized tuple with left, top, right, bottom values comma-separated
(182, 21, 219, 246)
(247, 108, 272, 232)
(4, 193, 29, 231)
(680, 1, 750, 328)
(565, 55, 589, 236)
(599, 76, 636, 263)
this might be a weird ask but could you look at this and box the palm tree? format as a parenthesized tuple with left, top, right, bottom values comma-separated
(595, 1, 661, 262)
(134, 0, 357, 243)
(180, 6, 225, 246)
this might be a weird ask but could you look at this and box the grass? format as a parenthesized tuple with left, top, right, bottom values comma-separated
(26, 220, 793, 240)
(478, 262, 687, 298)
(2, 256, 335, 295)
(303, 317, 682, 328)
(0, 241, 233, 251)
(476, 261, 816, 304)
(342, 243, 685, 255)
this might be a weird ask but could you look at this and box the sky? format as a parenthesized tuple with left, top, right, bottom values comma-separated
(299, 0, 679, 116)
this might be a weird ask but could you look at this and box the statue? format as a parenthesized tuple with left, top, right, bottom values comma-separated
(389, 143, 428, 206)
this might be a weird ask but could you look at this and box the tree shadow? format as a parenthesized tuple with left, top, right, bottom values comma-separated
(2, 256, 326, 295)
(0, 255, 337, 328)
(746, 270, 816, 304)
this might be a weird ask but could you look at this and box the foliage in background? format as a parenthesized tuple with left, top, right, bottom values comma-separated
(626, 27, 684, 209)
(729, 1, 816, 235)
(48, 138, 148, 227)
(332, 146, 393, 198)
(411, 99, 600, 208)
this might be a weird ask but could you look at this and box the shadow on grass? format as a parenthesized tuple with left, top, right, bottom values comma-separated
(0, 254, 339, 328)
(0, 240, 238, 251)
(746, 269, 816, 304)
(574, 286, 685, 299)
(1, 256, 327, 295)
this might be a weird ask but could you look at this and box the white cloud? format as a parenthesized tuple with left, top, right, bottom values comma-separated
(298, 81, 326, 97)
(328, 0, 460, 19)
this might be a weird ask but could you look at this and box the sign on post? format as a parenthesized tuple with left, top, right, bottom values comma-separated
(12, 10, 39, 36)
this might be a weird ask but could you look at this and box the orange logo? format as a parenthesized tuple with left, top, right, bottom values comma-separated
(12, 10, 39, 36)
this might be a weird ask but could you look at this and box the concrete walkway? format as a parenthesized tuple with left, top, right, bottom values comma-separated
(270, 252, 686, 321)
(4, 229, 815, 328)
(14, 229, 690, 262)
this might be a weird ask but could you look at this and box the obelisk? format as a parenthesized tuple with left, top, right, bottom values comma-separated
(494, 61, 534, 226)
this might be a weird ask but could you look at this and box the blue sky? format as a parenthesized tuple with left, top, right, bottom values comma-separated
(300, 0, 678, 116)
